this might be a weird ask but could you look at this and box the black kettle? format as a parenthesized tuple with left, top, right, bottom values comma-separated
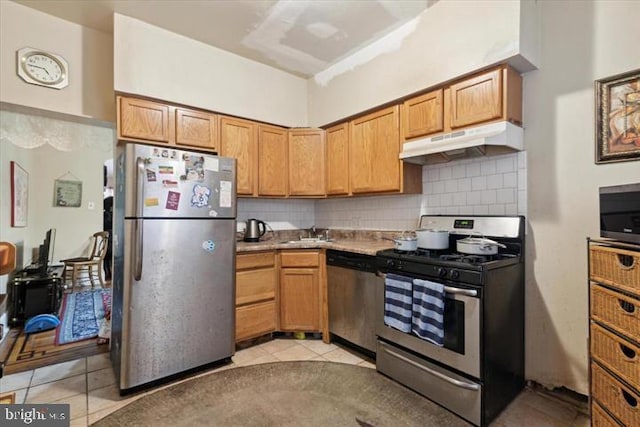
(244, 218, 267, 242)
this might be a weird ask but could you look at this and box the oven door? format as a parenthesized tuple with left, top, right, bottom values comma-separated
(376, 273, 481, 378)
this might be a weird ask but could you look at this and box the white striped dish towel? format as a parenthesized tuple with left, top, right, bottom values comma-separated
(384, 274, 413, 333)
(412, 279, 445, 346)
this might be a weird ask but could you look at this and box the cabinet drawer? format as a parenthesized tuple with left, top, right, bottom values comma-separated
(237, 252, 275, 270)
(592, 402, 622, 427)
(591, 323, 640, 391)
(591, 284, 640, 341)
(590, 245, 640, 296)
(280, 251, 319, 267)
(591, 362, 640, 427)
(236, 268, 276, 306)
(236, 301, 276, 342)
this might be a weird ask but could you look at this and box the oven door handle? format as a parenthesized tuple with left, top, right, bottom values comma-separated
(377, 273, 478, 297)
(380, 343, 480, 391)
(443, 286, 478, 297)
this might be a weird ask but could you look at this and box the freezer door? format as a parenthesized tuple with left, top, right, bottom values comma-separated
(123, 143, 236, 219)
(117, 218, 235, 390)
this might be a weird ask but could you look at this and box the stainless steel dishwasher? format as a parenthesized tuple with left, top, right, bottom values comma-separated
(327, 249, 382, 355)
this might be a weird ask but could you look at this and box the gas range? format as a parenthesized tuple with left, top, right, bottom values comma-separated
(376, 249, 520, 285)
(377, 215, 525, 286)
(375, 215, 526, 426)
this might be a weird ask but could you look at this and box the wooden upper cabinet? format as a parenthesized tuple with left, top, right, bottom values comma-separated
(219, 116, 258, 196)
(449, 66, 522, 130)
(258, 125, 288, 197)
(288, 129, 326, 197)
(175, 108, 217, 151)
(118, 96, 221, 154)
(118, 97, 170, 143)
(449, 68, 502, 129)
(350, 105, 401, 194)
(326, 123, 350, 196)
(402, 89, 444, 139)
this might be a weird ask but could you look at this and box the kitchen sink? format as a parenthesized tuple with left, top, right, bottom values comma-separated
(278, 239, 333, 244)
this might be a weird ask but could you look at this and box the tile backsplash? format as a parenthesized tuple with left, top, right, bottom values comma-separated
(237, 198, 315, 231)
(238, 152, 527, 232)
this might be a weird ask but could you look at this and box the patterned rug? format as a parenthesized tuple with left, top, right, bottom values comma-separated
(92, 362, 470, 427)
(55, 288, 111, 345)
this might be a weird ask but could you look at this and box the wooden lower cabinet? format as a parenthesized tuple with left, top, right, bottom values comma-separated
(588, 239, 640, 426)
(279, 267, 320, 331)
(236, 301, 276, 343)
(278, 250, 326, 337)
(235, 251, 277, 342)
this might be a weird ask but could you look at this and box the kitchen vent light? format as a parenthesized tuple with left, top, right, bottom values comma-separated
(400, 121, 523, 164)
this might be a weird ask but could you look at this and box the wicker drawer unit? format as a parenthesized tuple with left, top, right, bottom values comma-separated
(590, 245, 640, 296)
(591, 323, 640, 391)
(591, 363, 640, 427)
(591, 401, 622, 427)
(591, 284, 640, 341)
(589, 239, 640, 427)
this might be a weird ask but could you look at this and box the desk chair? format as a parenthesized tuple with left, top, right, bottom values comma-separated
(62, 231, 109, 291)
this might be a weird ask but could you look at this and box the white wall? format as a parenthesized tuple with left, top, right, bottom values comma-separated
(0, 110, 114, 267)
(307, 0, 528, 127)
(523, 0, 640, 394)
(0, 1, 114, 122)
(114, 14, 308, 128)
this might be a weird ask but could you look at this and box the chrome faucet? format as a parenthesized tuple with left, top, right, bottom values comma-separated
(310, 225, 317, 237)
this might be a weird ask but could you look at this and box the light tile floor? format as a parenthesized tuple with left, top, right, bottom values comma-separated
(0, 338, 589, 426)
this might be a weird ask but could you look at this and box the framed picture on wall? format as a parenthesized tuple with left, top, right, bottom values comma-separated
(10, 161, 28, 227)
(54, 179, 82, 207)
(595, 68, 640, 163)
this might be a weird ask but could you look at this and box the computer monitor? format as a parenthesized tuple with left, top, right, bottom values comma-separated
(33, 228, 56, 273)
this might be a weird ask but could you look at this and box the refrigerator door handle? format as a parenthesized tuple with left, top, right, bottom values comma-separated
(133, 219, 143, 280)
(135, 157, 145, 217)
(134, 157, 145, 280)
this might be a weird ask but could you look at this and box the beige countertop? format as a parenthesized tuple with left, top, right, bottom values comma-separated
(236, 238, 394, 256)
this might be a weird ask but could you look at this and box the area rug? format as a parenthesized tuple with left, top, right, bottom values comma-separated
(91, 361, 470, 427)
(55, 288, 110, 345)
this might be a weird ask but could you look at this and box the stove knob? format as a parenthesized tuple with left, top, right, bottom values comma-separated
(450, 270, 460, 280)
(386, 259, 396, 268)
(438, 267, 448, 278)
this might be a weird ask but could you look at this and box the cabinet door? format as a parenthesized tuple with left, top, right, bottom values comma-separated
(175, 108, 217, 151)
(288, 129, 325, 196)
(279, 268, 320, 331)
(350, 105, 400, 194)
(220, 117, 258, 196)
(258, 125, 288, 196)
(450, 68, 502, 129)
(326, 123, 350, 195)
(402, 89, 444, 139)
(119, 97, 170, 143)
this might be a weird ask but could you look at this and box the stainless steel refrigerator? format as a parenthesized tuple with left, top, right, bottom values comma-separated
(112, 143, 236, 394)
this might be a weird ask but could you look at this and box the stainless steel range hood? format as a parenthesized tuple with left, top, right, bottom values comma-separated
(400, 121, 523, 165)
